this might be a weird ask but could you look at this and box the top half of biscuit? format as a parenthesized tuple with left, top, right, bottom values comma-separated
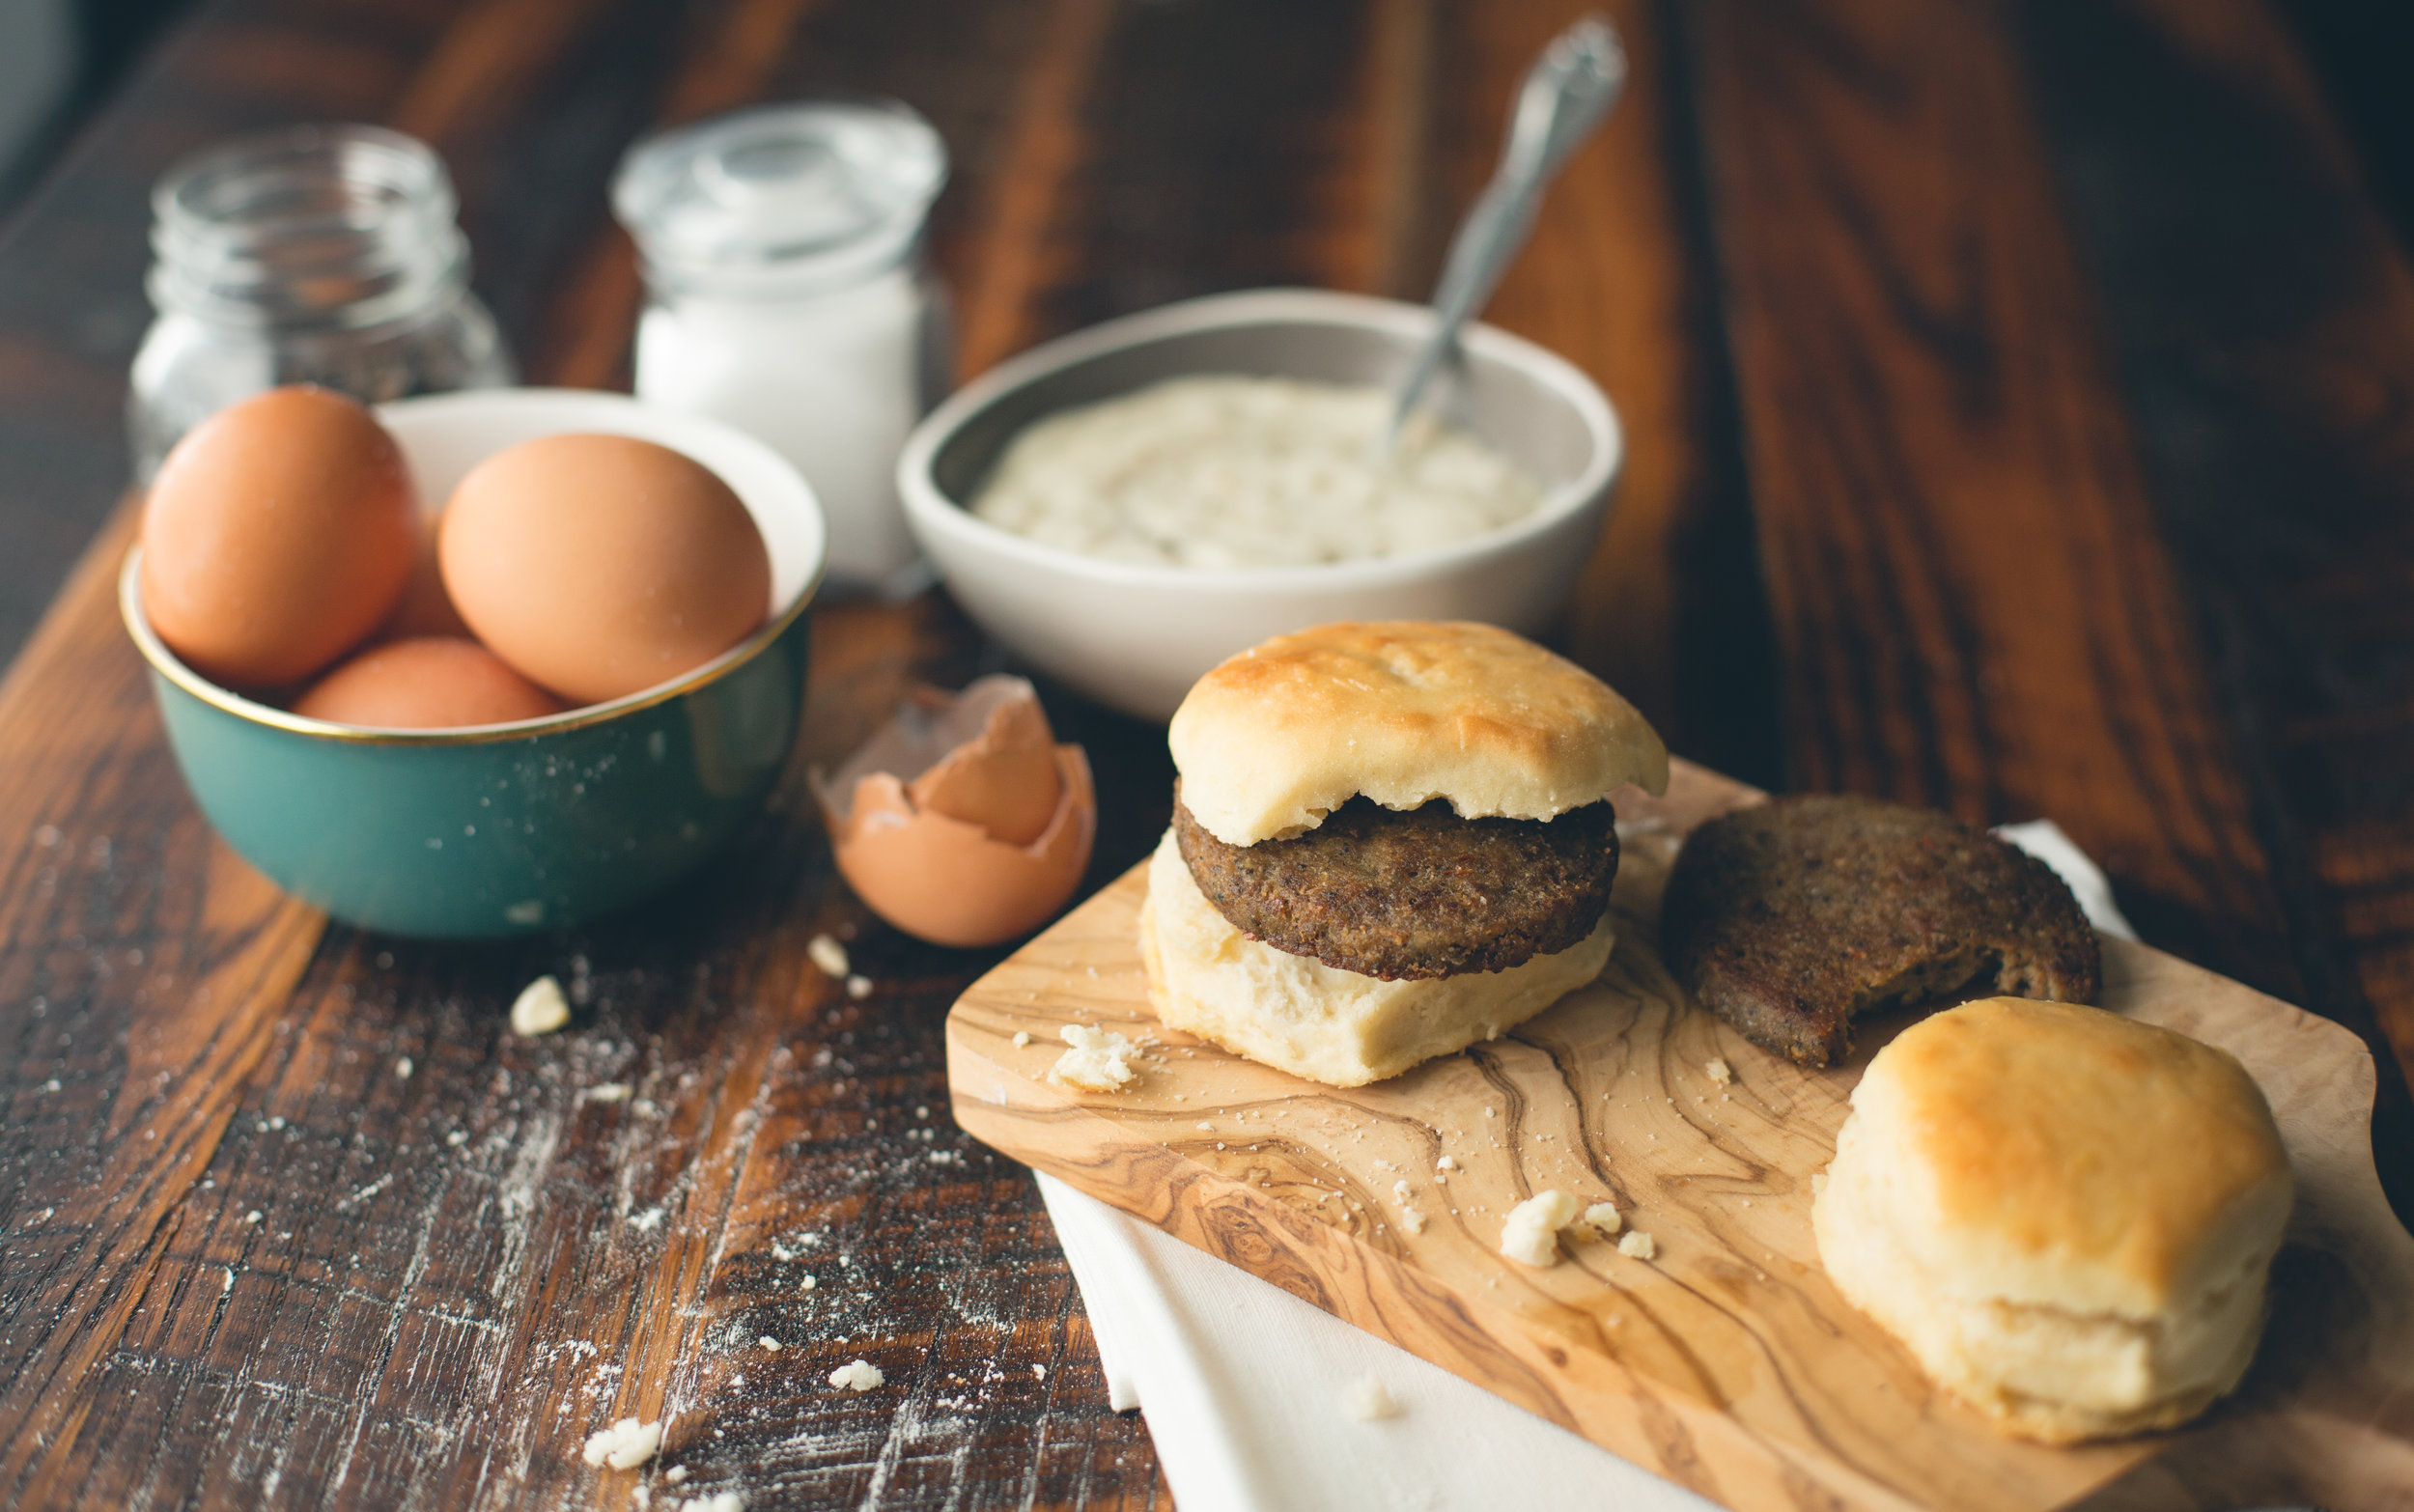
(1168, 620, 1670, 847)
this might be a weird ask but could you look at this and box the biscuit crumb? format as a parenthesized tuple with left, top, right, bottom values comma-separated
(1050, 1024, 1137, 1092)
(395, 1056, 413, 1079)
(511, 975, 571, 1036)
(1582, 1201, 1622, 1238)
(1012, 1030, 1032, 1048)
(808, 935, 850, 978)
(1341, 1373, 1401, 1420)
(676, 1494, 744, 1512)
(1399, 1207, 1426, 1236)
(1705, 1057, 1733, 1086)
(828, 1358, 884, 1391)
(585, 1083, 632, 1104)
(1436, 1155, 1458, 1171)
(581, 1416, 662, 1470)
(845, 974, 873, 1000)
(1499, 1190, 1581, 1267)
(1618, 1230, 1657, 1260)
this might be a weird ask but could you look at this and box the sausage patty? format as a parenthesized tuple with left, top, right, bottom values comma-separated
(1172, 790, 1618, 981)
(1659, 794, 2102, 1068)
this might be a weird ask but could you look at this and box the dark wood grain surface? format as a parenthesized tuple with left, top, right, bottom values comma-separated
(1, 1, 2409, 1508)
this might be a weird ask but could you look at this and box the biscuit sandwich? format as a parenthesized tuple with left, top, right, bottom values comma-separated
(1140, 621, 1668, 1087)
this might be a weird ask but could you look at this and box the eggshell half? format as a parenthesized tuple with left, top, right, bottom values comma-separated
(828, 744, 1096, 948)
(907, 685, 1062, 846)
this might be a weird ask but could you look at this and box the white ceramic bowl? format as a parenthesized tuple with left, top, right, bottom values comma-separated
(897, 288, 1622, 720)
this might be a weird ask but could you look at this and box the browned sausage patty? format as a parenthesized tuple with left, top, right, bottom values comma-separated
(1659, 795, 2101, 1068)
(1172, 791, 1618, 981)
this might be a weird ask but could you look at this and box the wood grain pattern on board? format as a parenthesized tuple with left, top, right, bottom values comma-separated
(947, 759, 2414, 1512)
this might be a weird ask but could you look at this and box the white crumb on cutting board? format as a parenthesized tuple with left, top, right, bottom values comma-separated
(808, 934, 850, 978)
(511, 975, 571, 1036)
(1050, 1024, 1137, 1091)
(1618, 1231, 1657, 1260)
(1582, 1201, 1622, 1237)
(1500, 1190, 1582, 1267)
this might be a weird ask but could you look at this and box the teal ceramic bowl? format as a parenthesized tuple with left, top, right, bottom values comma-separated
(122, 388, 827, 938)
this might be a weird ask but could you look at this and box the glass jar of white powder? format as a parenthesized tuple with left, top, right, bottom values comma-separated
(613, 100, 950, 591)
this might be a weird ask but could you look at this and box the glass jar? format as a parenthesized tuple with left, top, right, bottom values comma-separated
(128, 124, 514, 479)
(613, 99, 951, 593)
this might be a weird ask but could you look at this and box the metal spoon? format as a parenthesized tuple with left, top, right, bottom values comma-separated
(1385, 14, 1627, 452)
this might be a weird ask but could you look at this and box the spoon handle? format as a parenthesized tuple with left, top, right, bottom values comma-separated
(1387, 15, 1627, 447)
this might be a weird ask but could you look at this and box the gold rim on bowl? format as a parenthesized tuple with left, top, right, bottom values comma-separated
(119, 546, 823, 748)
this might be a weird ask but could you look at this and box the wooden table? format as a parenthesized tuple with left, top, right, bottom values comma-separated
(2, 1, 2408, 1508)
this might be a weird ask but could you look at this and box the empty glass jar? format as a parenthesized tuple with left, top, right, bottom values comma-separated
(128, 124, 514, 479)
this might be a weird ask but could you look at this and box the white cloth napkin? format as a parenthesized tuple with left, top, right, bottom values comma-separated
(1037, 820, 2134, 1512)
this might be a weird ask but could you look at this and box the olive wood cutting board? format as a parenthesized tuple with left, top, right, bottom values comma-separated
(944, 759, 2414, 1512)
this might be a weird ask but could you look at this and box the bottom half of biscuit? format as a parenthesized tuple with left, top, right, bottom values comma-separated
(1137, 830, 1614, 1087)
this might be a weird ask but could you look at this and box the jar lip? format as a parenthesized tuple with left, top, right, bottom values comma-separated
(613, 98, 947, 297)
(149, 123, 471, 330)
(154, 124, 455, 244)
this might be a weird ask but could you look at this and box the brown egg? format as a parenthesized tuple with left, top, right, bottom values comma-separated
(813, 677, 1096, 948)
(376, 507, 471, 641)
(438, 434, 771, 705)
(139, 385, 418, 688)
(294, 637, 566, 729)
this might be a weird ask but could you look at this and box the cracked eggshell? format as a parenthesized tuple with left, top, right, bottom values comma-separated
(815, 677, 1096, 947)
